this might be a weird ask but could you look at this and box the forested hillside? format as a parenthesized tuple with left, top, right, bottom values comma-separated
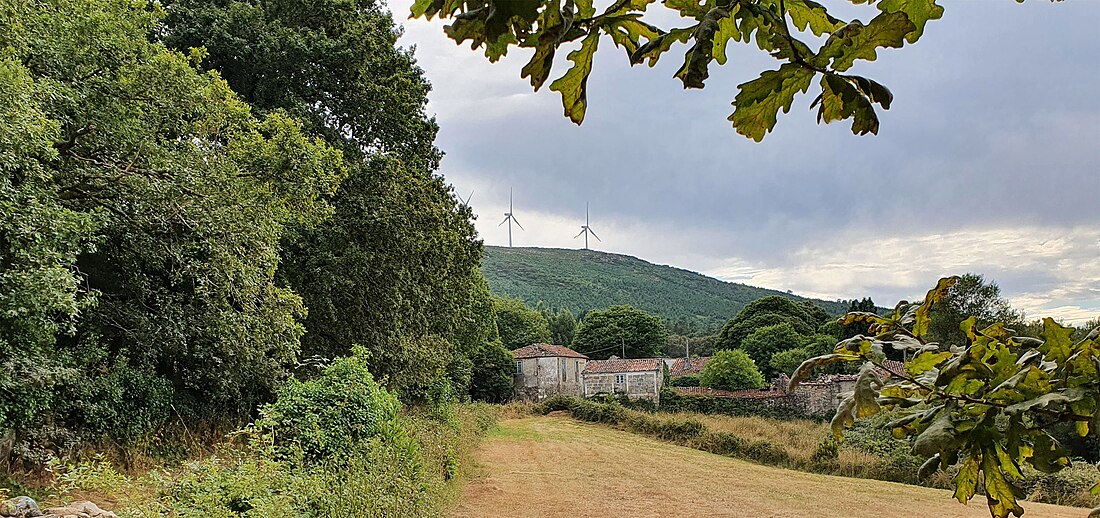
(481, 247, 849, 334)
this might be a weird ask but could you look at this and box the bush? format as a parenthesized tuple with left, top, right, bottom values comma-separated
(698, 350, 765, 391)
(668, 374, 700, 387)
(255, 347, 405, 461)
(659, 388, 822, 420)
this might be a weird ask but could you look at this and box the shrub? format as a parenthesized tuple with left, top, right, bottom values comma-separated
(669, 374, 700, 387)
(255, 347, 405, 461)
(698, 350, 765, 391)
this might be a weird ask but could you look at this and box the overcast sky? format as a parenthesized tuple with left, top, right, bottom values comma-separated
(392, 0, 1100, 324)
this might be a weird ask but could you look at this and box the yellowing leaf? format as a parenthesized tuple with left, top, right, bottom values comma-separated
(907, 351, 952, 376)
(549, 32, 600, 124)
(816, 11, 916, 72)
(954, 453, 980, 504)
(877, 0, 944, 43)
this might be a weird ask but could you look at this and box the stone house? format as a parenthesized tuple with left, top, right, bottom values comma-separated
(582, 358, 665, 403)
(513, 343, 588, 401)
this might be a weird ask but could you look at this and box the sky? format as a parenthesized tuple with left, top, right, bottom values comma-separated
(391, 0, 1100, 324)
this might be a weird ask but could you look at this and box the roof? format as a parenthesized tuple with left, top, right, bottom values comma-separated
(512, 343, 588, 360)
(582, 358, 663, 374)
(668, 357, 711, 377)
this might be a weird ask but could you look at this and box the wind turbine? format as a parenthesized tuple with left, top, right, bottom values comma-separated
(499, 188, 523, 247)
(458, 190, 473, 207)
(575, 202, 600, 250)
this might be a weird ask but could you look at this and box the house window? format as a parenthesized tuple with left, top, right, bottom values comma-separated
(561, 359, 567, 380)
(615, 374, 625, 384)
(575, 361, 580, 380)
(516, 361, 522, 375)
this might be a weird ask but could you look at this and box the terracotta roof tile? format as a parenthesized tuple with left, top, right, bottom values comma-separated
(669, 357, 710, 377)
(512, 343, 589, 359)
(582, 358, 663, 374)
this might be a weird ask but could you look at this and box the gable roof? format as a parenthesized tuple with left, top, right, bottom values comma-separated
(669, 357, 710, 377)
(583, 358, 663, 374)
(512, 343, 589, 360)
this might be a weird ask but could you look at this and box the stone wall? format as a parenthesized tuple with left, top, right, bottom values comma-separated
(583, 371, 662, 403)
(514, 357, 585, 401)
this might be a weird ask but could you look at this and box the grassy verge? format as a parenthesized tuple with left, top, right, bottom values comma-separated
(533, 396, 1099, 508)
(8, 403, 498, 516)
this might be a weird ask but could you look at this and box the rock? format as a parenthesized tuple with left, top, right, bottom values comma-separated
(0, 496, 42, 518)
(43, 502, 114, 518)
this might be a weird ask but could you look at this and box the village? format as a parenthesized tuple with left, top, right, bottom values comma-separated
(511, 342, 906, 417)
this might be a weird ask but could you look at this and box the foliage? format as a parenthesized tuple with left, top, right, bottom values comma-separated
(770, 333, 847, 378)
(718, 296, 830, 350)
(546, 308, 578, 346)
(839, 297, 878, 338)
(1, 0, 343, 447)
(481, 246, 848, 336)
(160, 0, 490, 400)
(468, 340, 515, 403)
(927, 273, 1024, 349)
(669, 374, 701, 387)
(660, 387, 824, 420)
(741, 323, 808, 378)
(493, 296, 552, 349)
(699, 350, 765, 391)
(791, 276, 1100, 518)
(571, 305, 668, 359)
(254, 347, 406, 462)
(405, 0, 990, 139)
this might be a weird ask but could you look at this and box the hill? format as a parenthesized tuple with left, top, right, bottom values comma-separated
(480, 246, 850, 334)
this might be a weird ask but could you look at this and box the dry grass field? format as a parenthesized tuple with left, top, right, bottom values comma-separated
(451, 416, 1089, 518)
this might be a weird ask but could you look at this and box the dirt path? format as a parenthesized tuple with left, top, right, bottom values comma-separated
(452, 416, 1088, 518)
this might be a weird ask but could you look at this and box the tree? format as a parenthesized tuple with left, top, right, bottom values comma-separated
(699, 350, 765, 391)
(468, 340, 515, 403)
(717, 296, 828, 350)
(791, 277, 1100, 518)
(927, 273, 1023, 349)
(161, 0, 491, 397)
(770, 333, 844, 377)
(546, 308, 578, 346)
(839, 297, 878, 339)
(408, 0, 990, 140)
(494, 297, 552, 349)
(740, 323, 807, 379)
(571, 305, 669, 359)
(2, 0, 342, 441)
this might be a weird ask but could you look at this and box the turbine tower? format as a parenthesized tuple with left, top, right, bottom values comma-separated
(499, 188, 523, 247)
(575, 202, 601, 250)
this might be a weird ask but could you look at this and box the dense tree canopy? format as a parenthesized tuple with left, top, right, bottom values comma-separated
(546, 308, 578, 346)
(699, 349, 765, 391)
(160, 0, 492, 399)
(1, 0, 343, 440)
(717, 296, 829, 350)
(571, 305, 668, 359)
(740, 322, 807, 379)
(408, 0, 993, 140)
(493, 297, 552, 349)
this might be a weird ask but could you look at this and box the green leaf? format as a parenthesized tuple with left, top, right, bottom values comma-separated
(549, 31, 600, 124)
(907, 351, 952, 376)
(675, 8, 730, 89)
(982, 448, 1025, 518)
(728, 63, 815, 142)
(912, 410, 956, 457)
(1040, 317, 1075, 364)
(711, 8, 740, 66)
(630, 27, 694, 66)
(602, 15, 661, 57)
(877, 0, 944, 43)
(812, 74, 880, 136)
(954, 453, 980, 504)
(1005, 390, 1086, 415)
(779, 0, 844, 36)
(853, 362, 883, 418)
(815, 11, 916, 72)
(917, 454, 940, 480)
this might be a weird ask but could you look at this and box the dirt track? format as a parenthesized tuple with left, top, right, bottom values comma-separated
(451, 416, 1088, 518)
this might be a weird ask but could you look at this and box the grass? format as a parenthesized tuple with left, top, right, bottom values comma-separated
(453, 416, 1089, 518)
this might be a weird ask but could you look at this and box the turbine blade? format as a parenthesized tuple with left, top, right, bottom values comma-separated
(466, 190, 474, 205)
(574, 229, 586, 238)
(589, 228, 601, 241)
(499, 217, 509, 226)
(513, 218, 524, 231)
